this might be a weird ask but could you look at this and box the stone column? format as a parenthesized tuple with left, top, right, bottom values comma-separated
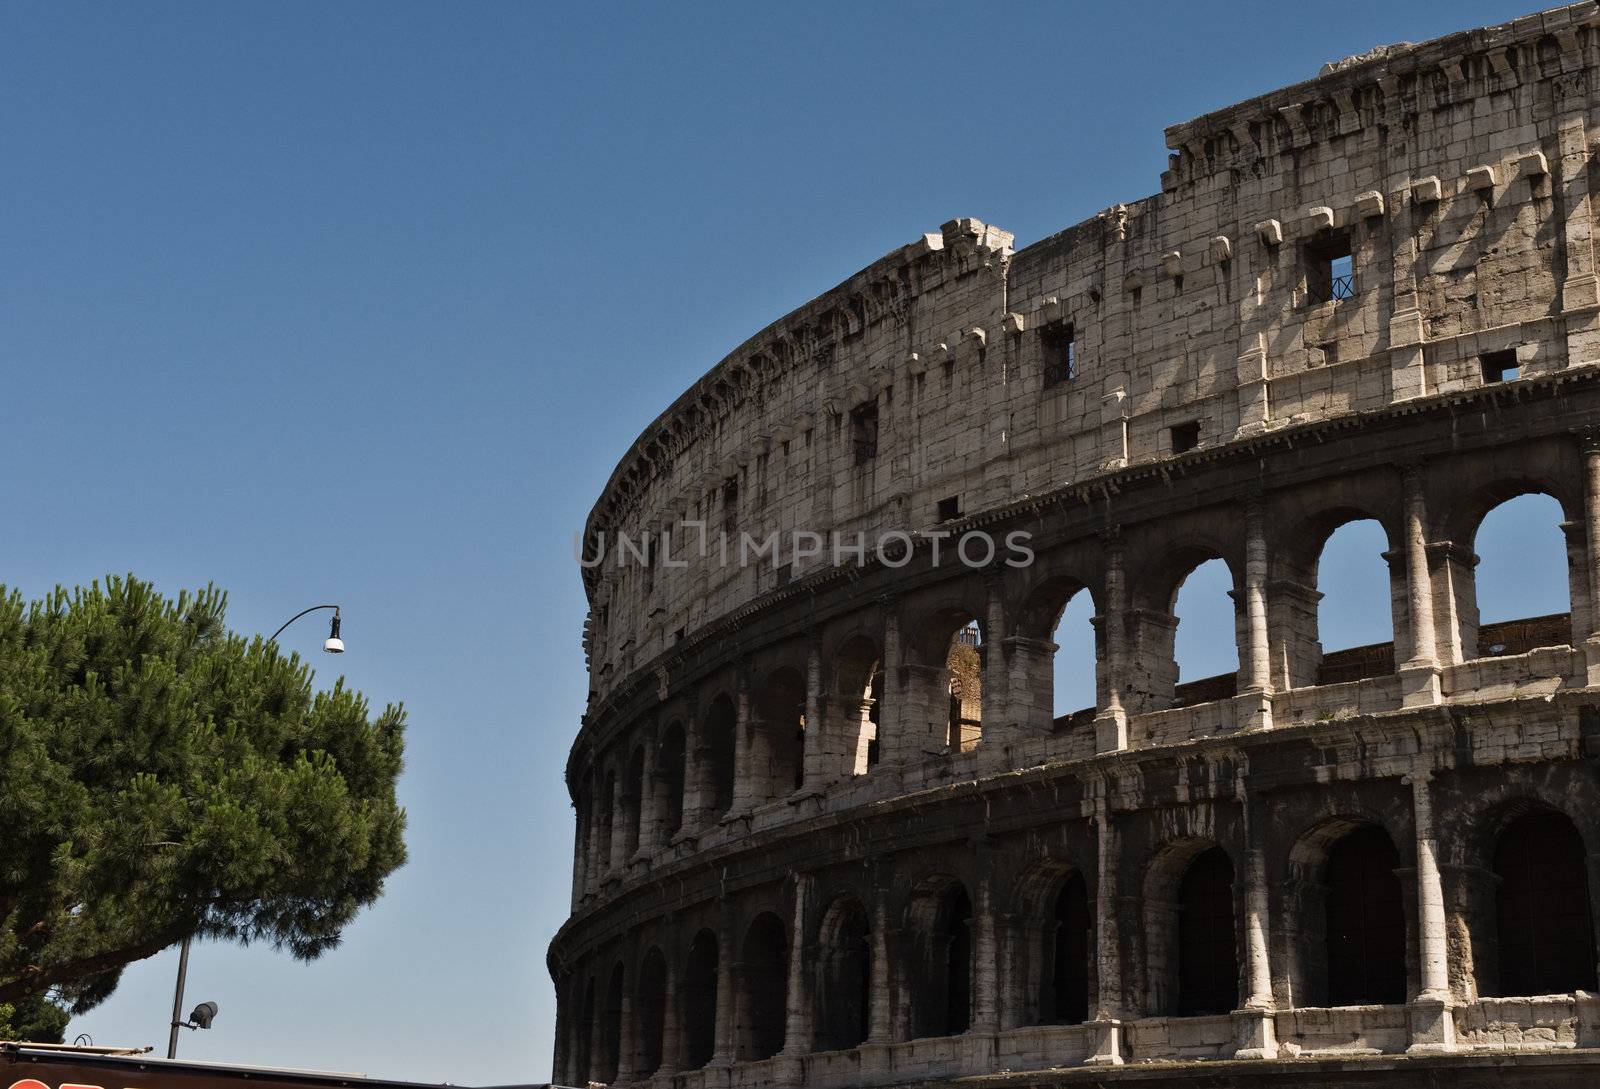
(610, 772, 632, 875)
(1086, 789, 1124, 1065)
(781, 874, 813, 1059)
(1095, 536, 1130, 752)
(635, 734, 660, 861)
(1388, 157, 1428, 401)
(729, 673, 755, 816)
(658, 956, 682, 1077)
(868, 895, 893, 1043)
(802, 642, 828, 791)
(1235, 498, 1274, 730)
(1582, 436, 1600, 685)
(879, 606, 904, 767)
(1232, 769, 1277, 1059)
(711, 904, 738, 1064)
(971, 875, 999, 1033)
(1399, 465, 1443, 705)
(1406, 768, 1457, 1053)
(680, 710, 710, 835)
(982, 577, 1009, 745)
(616, 978, 635, 1085)
(587, 785, 607, 892)
(572, 808, 589, 909)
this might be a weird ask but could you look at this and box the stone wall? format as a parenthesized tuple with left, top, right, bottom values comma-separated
(553, 5, 1600, 1087)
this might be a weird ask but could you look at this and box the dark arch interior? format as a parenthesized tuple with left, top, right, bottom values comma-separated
(1047, 871, 1090, 1023)
(1176, 847, 1237, 1016)
(834, 635, 882, 774)
(913, 882, 973, 1038)
(657, 723, 686, 838)
(598, 963, 624, 1083)
(704, 695, 737, 815)
(622, 747, 645, 858)
(754, 668, 806, 797)
(737, 913, 789, 1060)
(682, 930, 719, 1069)
(816, 899, 872, 1051)
(634, 948, 667, 1077)
(945, 621, 983, 751)
(1325, 826, 1406, 1006)
(1493, 810, 1597, 996)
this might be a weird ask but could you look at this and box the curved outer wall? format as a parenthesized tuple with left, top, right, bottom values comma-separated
(554, 5, 1600, 1086)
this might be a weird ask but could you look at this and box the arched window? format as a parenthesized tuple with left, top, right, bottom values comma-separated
(621, 747, 644, 859)
(1171, 558, 1237, 705)
(634, 948, 667, 1077)
(815, 898, 872, 1051)
(909, 882, 973, 1037)
(1311, 519, 1395, 685)
(1051, 591, 1098, 726)
(1493, 811, 1596, 996)
(656, 722, 686, 839)
(1176, 847, 1237, 1015)
(1047, 872, 1090, 1023)
(681, 930, 719, 1069)
(752, 668, 806, 800)
(947, 621, 983, 751)
(833, 635, 881, 775)
(598, 962, 624, 1083)
(1326, 826, 1406, 1005)
(703, 694, 737, 816)
(736, 913, 789, 1060)
(1471, 493, 1571, 658)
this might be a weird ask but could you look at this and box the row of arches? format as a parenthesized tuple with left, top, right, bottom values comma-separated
(563, 804, 1597, 1084)
(576, 490, 1575, 896)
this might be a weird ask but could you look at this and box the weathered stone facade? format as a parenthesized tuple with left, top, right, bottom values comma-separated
(550, 5, 1600, 1085)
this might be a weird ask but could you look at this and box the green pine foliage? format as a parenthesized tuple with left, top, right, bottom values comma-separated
(0, 576, 407, 1013)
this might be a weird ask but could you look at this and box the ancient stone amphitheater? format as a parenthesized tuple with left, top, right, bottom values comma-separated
(549, 5, 1600, 1085)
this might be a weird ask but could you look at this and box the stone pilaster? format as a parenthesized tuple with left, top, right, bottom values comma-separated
(1406, 767, 1457, 1054)
(1399, 465, 1442, 705)
(1095, 535, 1129, 752)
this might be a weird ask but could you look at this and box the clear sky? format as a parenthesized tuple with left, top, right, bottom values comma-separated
(0, 1, 1572, 1084)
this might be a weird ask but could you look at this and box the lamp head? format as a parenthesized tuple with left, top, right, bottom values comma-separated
(188, 1001, 218, 1030)
(323, 609, 344, 654)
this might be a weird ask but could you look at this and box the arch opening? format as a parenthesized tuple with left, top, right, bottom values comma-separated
(1170, 558, 1238, 707)
(681, 929, 719, 1069)
(1467, 492, 1572, 661)
(1492, 810, 1597, 996)
(621, 747, 644, 859)
(1325, 825, 1406, 1006)
(703, 694, 737, 817)
(634, 947, 667, 1078)
(1308, 519, 1397, 686)
(752, 667, 806, 801)
(1175, 847, 1237, 1016)
(1051, 589, 1099, 728)
(815, 897, 872, 1051)
(736, 912, 789, 1061)
(909, 880, 973, 1038)
(598, 962, 624, 1084)
(834, 635, 882, 776)
(656, 722, 686, 840)
(1045, 871, 1091, 1023)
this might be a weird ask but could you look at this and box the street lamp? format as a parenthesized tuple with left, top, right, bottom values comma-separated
(166, 604, 346, 1059)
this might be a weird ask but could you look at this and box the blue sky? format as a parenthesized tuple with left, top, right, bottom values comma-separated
(0, 1, 1569, 1083)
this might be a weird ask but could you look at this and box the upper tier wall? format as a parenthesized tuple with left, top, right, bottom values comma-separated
(579, 1, 1600, 707)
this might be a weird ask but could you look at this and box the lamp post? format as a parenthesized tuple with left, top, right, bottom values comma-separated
(165, 603, 346, 1059)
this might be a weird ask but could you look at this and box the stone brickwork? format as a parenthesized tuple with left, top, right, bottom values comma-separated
(552, 5, 1600, 1087)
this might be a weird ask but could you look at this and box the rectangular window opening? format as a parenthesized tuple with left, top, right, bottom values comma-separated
(721, 475, 739, 532)
(937, 495, 961, 522)
(851, 401, 879, 464)
(1480, 349, 1519, 383)
(1041, 322, 1076, 390)
(1170, 421, 1201, 454)
(1305, 232, 1355, 304)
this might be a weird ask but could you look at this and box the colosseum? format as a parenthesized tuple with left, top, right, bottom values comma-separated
(549, 5, 1600, 1085)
